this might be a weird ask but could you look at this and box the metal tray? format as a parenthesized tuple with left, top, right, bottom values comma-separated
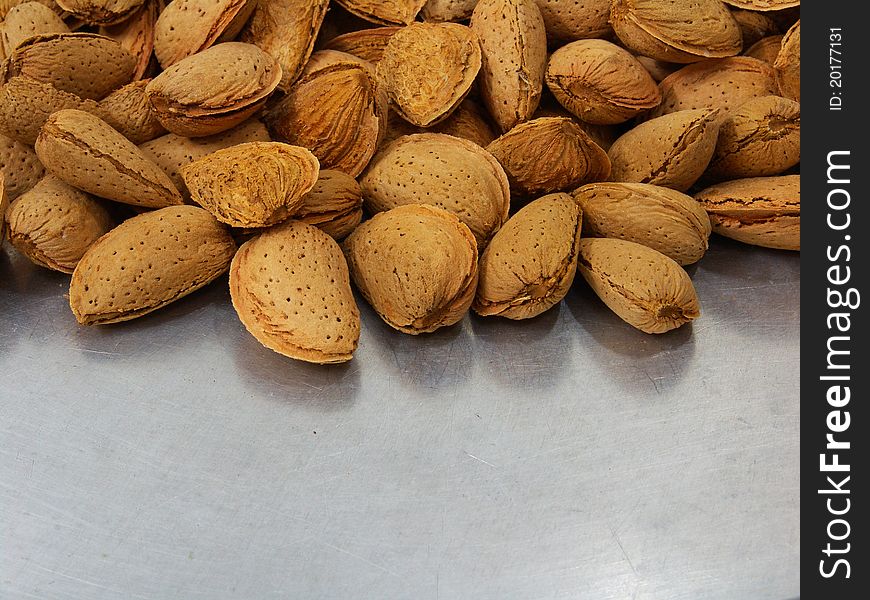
(0, 237, 799, 599)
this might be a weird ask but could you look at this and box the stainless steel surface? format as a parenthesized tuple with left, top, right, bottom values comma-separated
(1, 238, 799, 600)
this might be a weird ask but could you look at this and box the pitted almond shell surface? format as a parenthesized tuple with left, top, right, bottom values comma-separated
(545, 39, 661, 125)
(265, 61, 386, 178)
(694, 174, 799, 250)
(578, 237, 700, 334)
(470, 0, 547, 132)
(343, 203, 478, 334)
(722, 0, 799, 10)
(70, 205, 237, 324)
(230, 219, 361, 363)
(5, 33, 135, 100)
(0, 132, 45, 199)
(323, 26, 400, 63)
(378, 22, 481, 127)
(705, 95, 799, 182)
(99, 78, 167, 144)
(154, 0, 258, 68)
(54, 0, 145, 25)
(744, 35, 783, 64)
(474, 192, 582, 320)
(334, 0, 427, 26)
(649, 57, 779, 119)
(487, 116, 610, 198)
(1, 0, 63, 20)
(730, 8, 777, 48)
(1, 1, 69, 57)
(145, 42, 282, 137)
(302, 49, 376, 78)
(380, 99, 496, 149)
(35, 109, 184, 208)
(608, 108, 720, 192)
(295, 169, 364, 240)
(609, 0, 742, 64)
(99, 0, 157, 80)
(774, 20, 799, 102)
(6, 175, 113, 273)
(574, 182, 711, 265)
(360, 133, 510, 247)
(421, 0, 477, 22)
(138, 119, 270, 195)
(534, 0, 611, 41)
(182, 142, 320, 228)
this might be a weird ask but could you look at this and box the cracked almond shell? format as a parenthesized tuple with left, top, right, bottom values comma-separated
(774, 20, 799, 102)
(545, 39, 661, 125)
(0, 132, 45, 199)
(474, 192, 582, 320)
(230, 219, 361, 364)
(99, 0, 158, 81)
(694, 174, 799, 250)
(181, 142, 320, 229)
(360, 133, 510, 247)
(610, 0, 742, 64)
(70, 205, 237, 324)
(486, 116, 610, 198)
(6, 175, 113, 273)
(54, 0, 145, 25)
(578, 237, 700, 334)
(608, 108, 720, 192)
(295, 170, 364, 240)
(705, 95, 800, 182)
(1, 1, 69, 57)
(323, 26, 400, 63)
(343, 203, 478, 334)
(265, 61, 386, 178)
(35, 109, 183, 208)
(574, 182, 711, 265)
(98, 79, 167, 144)
(146, 42, 282, 138)
(377, 22, 481, 128)
(334, 0, 426, 26)
(470, 0, 548, 132)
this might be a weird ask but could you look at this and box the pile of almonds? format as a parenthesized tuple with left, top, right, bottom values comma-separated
(0, 0, 800, 364)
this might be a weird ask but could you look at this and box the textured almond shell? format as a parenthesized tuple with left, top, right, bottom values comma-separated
(608, 108, 720, 192)
(5, 32, 135, 100)
(694, 174, 799, 250)
(578, 237, 700, 334)
(545, 39, 661, 125)
(705, 95, 800, 182)
(744, 35, 783, 64)
(265, 62, 386, 178)
(182, 142, 320, 228)
(360, 133, 510, 247)
(6, 175, 113, 273)
(722, 0, 799, 10)
(99, 0, 158, 81)
(474, 192, 582, 319)
(380, 99, 497, 149)
(421, 0, 477, 22)
(1, 1, 70, 57)
(610, 0, 742, 64)
(334, 0, 427, 26)
(230, 220, 360, 363)
(774, 20, 799, 102)
(730, 8, 777, 48)
(54, 0, 145, 25)
(295, 170, 363, 240)
(378, 22, 481, 127)
(649, 57, 779, 120)
(470, 0, 548, 132)
(69, 205, 237, 324)
(343, 203, 478, 334)
(535, 0, 611, 41)
(487, 116, 610, 198)
(323, 26, 400, 63)
(145, 42, 282, 137)
(98, 78, 167, 144)
(0, 131, 45, 199)
(154, 0, 258, 68)
(574, 182, 711, 265)
(35, 109, 183, 208)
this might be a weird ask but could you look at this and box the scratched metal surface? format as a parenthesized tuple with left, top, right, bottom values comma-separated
(0, 237, 799, 600)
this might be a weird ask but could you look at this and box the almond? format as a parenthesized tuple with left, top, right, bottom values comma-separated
(421, 0, 477, 22)
(1, 1, 69, 57)
(774, 20, 799, 102)
(145, 42, 281, 138)
(343, 203, 478, 334)
(722, 0, 799, 10)
(181, 142, 320, 228)
(608, 108, 720, 192)
(302, 49, 375, 78)
(730, 8, 777, 48)
(6, 175, 113, 273)
(99, 0, 157, 80)
(380, 99, 497, 149)
(230, 219, 360, 363)
(378, 22, 481, 127)
(334, 0, 427, 26)
(265, 61, 386, 177)
(35, 109, 184, 208)
(610, 0, 742, 64)
(323, 26, 400, 63)
(154, 0, 259, 68)
(98, 78, 166, 144)
(54, 0, 145, 25)
(578, 237, 700, 333)
(744, 35, 783, 64)
(534, 0, 611, 42)
(574, 182, 711, 265)
(487, 116, 610, 198)
(295, 170, 364, 240)
(635, 55, 678, 83)
(470, 0, 547, 132)
(0, 132, 45, 199)
(545, 39, 661, 124)
(694, 174, 799, 250)
(360, 133, 510, 247)
(474, 192, 582, 319)
(704, 95, 800, 182)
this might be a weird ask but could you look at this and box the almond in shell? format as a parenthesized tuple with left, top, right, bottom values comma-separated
(574, 182, 711, 265)
(722, 1, 799, 10)
(730, 8, 777, 48)
(295, 170, 364, 240)
(334, 0, 427, 26)
(54, 0, 145, 25)
(323, 26, 400, 63)
(230, 219, 361, 363)
(0, 132, 45, 199)
(474, 192, 582, 319)
(99, 0, 158, 81)
(421, 0, 477, 22)
(0, 1, 69, 57)
(343, 203, 478, 334)
(744, 35, 783, 64)
(535, 0, 611, 42)
(774, 20, 799, 102)
(98, 78, 166, 144)
(578, 237, 700, 333)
